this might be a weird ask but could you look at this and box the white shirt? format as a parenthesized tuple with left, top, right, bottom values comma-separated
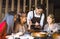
(27, 10, 45, 27)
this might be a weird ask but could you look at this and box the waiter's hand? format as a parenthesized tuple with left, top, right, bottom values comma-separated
(35, 22, 39, 26)
(28, 20, 32, 30)
(53, 28, 58, 33)
(35, 22, 40, 28)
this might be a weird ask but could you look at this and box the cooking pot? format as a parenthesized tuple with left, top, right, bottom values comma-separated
(31, 32, 47, 37)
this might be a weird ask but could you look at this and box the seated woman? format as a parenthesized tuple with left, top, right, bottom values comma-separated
(44, 14, 60, 34)
(14, 12, 27, 36)
(6, 12, 27, 38)
(44, 14, 60, 39)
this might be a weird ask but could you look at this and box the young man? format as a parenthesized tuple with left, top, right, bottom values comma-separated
(27, 5, 45, 31)
(2, 11, 16, 35)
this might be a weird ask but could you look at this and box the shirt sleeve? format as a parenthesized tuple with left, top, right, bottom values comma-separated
(27, 11, 33, 25)
(55, 23, 60, 30)
(52, 23, 60, 32)
(40, 14, 45, 27)
(44, 24, 48, 32)
(2, 13, 8, 22)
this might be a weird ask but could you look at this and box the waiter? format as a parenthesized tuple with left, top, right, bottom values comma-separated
(27, 5, 45, 31)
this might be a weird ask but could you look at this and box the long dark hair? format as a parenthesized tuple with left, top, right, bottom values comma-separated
(13, 15, 20, 33)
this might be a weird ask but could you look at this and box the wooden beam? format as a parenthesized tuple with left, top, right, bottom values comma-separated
(0, 0, 2, 15)
(11, 0, 14, 11)
(46, 0, 48, 16)
(29, 0, 31, 11)
(41, 0, 43, 4)
(0, 0, 2, 21)
(17, 0, 20, 13)
(35, 0, 37, 8)
(23, 0, 26, 12)
(5, 0, 9, 13)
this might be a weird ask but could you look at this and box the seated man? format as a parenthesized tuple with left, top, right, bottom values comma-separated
(2, 11, 16, 35)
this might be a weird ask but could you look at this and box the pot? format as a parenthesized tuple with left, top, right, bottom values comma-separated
(31, 32, 47, 37)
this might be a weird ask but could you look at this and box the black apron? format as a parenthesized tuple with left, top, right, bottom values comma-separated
(31, 11, 42, 32)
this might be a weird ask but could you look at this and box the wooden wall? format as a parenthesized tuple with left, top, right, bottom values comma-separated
(0, 0, 49, 22)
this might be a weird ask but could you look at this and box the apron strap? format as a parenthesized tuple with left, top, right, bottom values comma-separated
(33, 10, 34, 18)
(39, 13, 42, 22)
(33, 10, 42, 23)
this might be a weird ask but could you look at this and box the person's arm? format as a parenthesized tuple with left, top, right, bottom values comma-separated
(53, 23, 60, 32)
(27, 11, 33, 25)
(15, 32, 24, 36)
(2, 13, 8, 22)
(27, 11, 33, 29)
(40, 14, 45, 27)
(43, 24, 47, 32)
(43, 24, 49, 35)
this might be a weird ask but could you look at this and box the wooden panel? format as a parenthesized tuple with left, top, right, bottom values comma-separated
(35, 0, 37, 8)
(17, 0, 20, 13)
(29, 0, 31, 11)
(0, 0, 2, 21)
(46, 0, 49, 16)
(23, 0, 26, 12)
(5, 0, 9, 13)
(11, 0, 14, 11)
